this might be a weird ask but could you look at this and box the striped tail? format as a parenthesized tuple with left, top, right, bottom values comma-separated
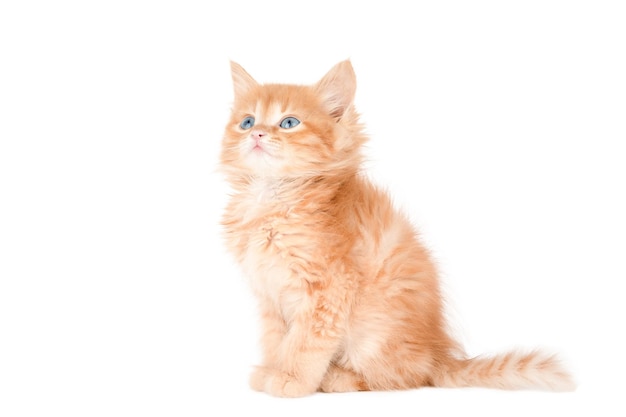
(434, 350, 576, 391)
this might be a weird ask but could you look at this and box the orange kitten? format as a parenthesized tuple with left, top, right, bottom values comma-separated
(220, 60, 574, 397)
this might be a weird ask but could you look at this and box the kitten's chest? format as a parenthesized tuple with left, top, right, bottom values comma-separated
(224, 182, 309, 310)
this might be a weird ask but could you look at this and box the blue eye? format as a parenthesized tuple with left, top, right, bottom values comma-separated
(240, 116, 255, 130)
(279, 117, 300, 129)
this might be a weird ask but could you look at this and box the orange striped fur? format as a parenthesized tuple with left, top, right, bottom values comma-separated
(220, 60, 574, 397)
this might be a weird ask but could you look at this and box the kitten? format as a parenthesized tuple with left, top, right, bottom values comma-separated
(220, 60, 574, 397)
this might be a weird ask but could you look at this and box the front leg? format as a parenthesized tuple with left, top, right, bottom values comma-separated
(256, 286, 346, 397)
(249, 301, 287, 392)
(259, 300, 289, 367)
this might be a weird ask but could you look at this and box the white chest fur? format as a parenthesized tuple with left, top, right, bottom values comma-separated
(234, 178, 308, 322)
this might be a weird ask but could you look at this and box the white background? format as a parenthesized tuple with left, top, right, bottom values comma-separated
(1, 1, 625, 416)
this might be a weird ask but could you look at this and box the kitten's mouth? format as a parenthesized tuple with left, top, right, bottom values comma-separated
(250, 145, 269, 158)
(250, 141, 274, 157)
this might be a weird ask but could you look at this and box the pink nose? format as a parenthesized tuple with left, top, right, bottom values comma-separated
(251, 130, 266, 141)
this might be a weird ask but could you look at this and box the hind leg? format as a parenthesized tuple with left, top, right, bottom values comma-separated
(319, 364, 369, 393)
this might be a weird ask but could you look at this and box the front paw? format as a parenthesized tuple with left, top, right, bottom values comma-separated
(249, 366, 271, 392)
(250, 367, 316, 397)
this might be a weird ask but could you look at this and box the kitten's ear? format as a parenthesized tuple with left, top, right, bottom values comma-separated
(230, 61, 258, 98)
(314, 60, 356, 120)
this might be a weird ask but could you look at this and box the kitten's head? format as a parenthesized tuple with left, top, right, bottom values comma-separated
(220, 60, 366, 183)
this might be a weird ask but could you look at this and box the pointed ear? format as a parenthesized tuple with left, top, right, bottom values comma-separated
(314, 60, 356, 120)
(230, 61, 258, 98)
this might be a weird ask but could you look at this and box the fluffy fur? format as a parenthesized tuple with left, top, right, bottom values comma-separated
(220, 60, 574, 397)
